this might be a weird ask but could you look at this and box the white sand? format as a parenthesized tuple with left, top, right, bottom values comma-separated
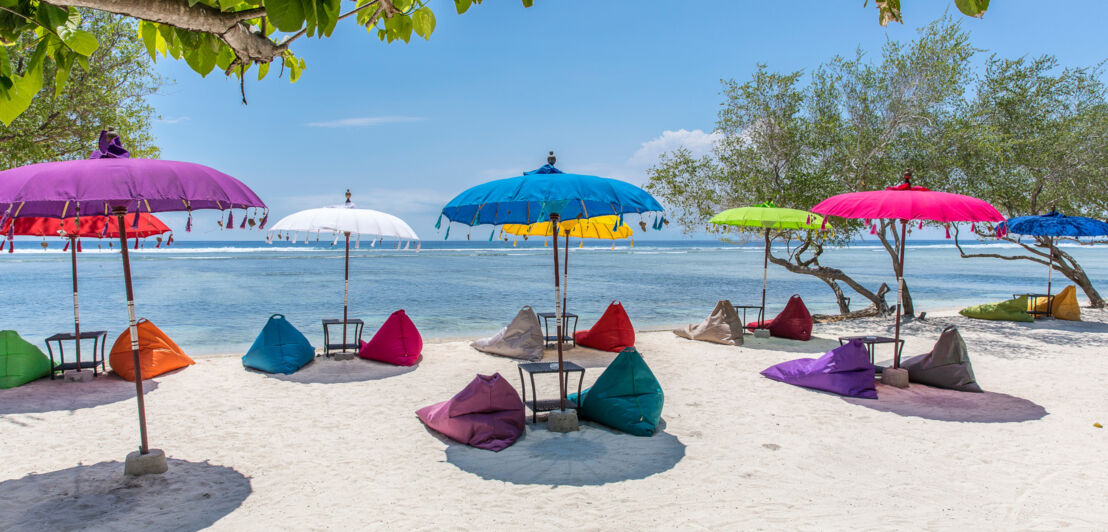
(2, 308, 1107, 530)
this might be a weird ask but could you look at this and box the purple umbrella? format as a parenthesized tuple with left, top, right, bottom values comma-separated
(0, 130, 266, 466)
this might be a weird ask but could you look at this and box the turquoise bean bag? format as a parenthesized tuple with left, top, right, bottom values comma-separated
(568, 347, 663, 436)
(242, 314, 316, 374)
(0, 330, 52, 389)
(959, 296, 1033, 323)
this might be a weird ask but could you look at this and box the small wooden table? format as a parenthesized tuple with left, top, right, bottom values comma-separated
(537, 312, 578, 348)
(1015, 293, 1054, 318)
(322, 319, 364, 356)
(838, 335, 904, 373)
(44, 331, 108, 378)
(517, 361, 585, 423)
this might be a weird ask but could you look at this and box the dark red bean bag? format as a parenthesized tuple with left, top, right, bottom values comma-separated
(359, 310, 423, 366)
(746, 295, 812, 341)
(574, 301, 635, 352)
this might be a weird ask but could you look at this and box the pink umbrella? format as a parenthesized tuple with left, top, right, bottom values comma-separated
(810, 171, 1004, 369)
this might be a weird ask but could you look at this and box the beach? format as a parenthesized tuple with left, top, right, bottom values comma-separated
(1, 307, 1105, 530)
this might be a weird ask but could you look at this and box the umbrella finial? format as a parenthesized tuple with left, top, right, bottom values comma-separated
(345, 189, 352, 205)
(903, 169, 913, 185)
(547, 151, 556, 166)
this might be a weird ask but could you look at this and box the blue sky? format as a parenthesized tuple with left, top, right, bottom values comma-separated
(146, 1, 1108, 241)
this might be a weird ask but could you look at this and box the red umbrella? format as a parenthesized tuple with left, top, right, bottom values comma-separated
(811, 171, 1004, 368)
(2, 213, 172, 374)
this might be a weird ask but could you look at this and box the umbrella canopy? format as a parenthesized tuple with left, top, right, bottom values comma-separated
(811, 172, 1004, 371)
(710, 202, 826, 325)
(440, 153, 665, 411)
(503, 215, 634, 241)
(268, 193, 420, 356)
(0, 130, 266, 464)
(997, 211, 1108, 307)
(439, 163, 663, 228)
(999, 211, 1108, 238)
(4, 213, 171, 240)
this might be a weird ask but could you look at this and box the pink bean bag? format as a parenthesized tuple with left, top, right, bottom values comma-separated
(359, 310, 422, 366)
(416, 373, 526, 452)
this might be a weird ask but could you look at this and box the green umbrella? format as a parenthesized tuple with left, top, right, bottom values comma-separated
(709, 202, 825, 325)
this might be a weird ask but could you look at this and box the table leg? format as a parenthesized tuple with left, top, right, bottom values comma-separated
(576, 371, 585, 408)
(529, 372, 538, 424)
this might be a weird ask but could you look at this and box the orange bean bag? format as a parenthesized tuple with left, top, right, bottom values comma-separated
(574, 301, 635, 352)
(1030, 285, 1081, 321)
(109, 319, 195, 381)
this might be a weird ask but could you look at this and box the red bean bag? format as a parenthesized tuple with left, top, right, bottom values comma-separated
(359, 310, 422, 366)
(574, 301, 635, 352)
(746, 295, 812, 341)
(416, 373, 525, 451)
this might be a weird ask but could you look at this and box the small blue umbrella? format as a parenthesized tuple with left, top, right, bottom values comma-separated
(997, 211, 1108, 309)
(439, 152, 665, 411)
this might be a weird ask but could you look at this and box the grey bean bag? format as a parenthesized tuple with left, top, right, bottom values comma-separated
(471, 306, 544, 361)
(901, 325, 982, 393)
(673, 300, 744, 346)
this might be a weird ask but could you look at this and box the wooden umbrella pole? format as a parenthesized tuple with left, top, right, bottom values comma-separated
(892, 219, 907, 368)
(552, 214, 565, 411)
(563, 228, 569, 340)
(115, 207, 149, 455)
(343, 232, 350, 353)
(1045, 234, 1054, 314)
(70, 235, 82, 372)
(761, 228, 770, 325)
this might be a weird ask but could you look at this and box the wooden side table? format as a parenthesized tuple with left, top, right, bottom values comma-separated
(322, 319, 364, 356)
(517, 361, 585, 423)
(537, 312, 578, 348)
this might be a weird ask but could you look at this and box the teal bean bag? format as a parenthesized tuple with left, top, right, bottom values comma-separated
(568, 347, 663, 436)
(242, 314, 316, 374)
(959, 296, 1033, 323)
(0, 330, 52, 389)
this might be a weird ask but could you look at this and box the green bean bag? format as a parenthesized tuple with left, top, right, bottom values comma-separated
(0, 330, 52, 389)
(568, 347, 663, 436)
(959, 296, 1033, 323)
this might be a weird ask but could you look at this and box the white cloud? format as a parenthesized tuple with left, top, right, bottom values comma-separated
(156, 116, 190, 124)
(628, 128, 721, 168)
(305, 116, 426, 128)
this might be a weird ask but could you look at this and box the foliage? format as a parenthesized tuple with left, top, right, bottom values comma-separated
(869, 0, 989, 26)
(0, 11, 159, 168)
(0, 0, 532, 124)
(647, 17, 977, 314)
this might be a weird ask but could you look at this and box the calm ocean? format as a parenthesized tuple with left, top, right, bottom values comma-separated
(2, 238, 1105, 355)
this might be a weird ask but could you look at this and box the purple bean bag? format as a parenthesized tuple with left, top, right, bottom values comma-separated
(416, 373, 526, 451)
(760, 338, 877, 399)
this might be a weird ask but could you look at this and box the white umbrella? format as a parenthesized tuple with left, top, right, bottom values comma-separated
(267, 191, 420, 353)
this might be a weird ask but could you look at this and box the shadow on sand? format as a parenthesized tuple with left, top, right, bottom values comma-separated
(263, 357, 417, 384)
(0, 458, 251, 532)
(740, 335, 842, 354)
(0, 375, 158, 416)
(844, 384, 1048, 423)
(444, 422, 685, 486)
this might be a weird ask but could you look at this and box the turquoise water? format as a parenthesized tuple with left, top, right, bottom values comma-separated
(1, 238, 1105, 355)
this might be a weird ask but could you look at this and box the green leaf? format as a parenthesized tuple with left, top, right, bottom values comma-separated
(314, 0, 341, 37)
(454, 0, 472, 15)
(139, 20, 158, 60)
(377, 28, 386, 40)
(954, 0, 989, 18)
(257, 61, 269, 81)
(0, 42, 46, 125)
(53, 51, 73, 97)
(521, 0, 533, 6)
(74, 54, 88, 72)
(385, 14, 412, 43)
(393, 0, 414, 12)
(182, 33, 217, 76)
(412, 7, 435, 39)
(215, 44, 235, 71)
(60, 29, 98, 56)
(265, 0, 306, 32)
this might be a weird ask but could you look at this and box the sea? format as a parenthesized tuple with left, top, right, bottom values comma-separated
(2, 238, 1105, 355)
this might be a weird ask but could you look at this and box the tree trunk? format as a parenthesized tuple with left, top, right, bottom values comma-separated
(954, 229, 1106, 308)
(875, 219, 914, 316)
(767, 252, 890, 316)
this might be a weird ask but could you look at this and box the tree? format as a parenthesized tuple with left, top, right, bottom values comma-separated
(647, 17, 976, 317)
(869, 0, 989, 26)
(0, 0, 531, 125)
(0, 11, 159, 167)
(949, 56, 1108, 308)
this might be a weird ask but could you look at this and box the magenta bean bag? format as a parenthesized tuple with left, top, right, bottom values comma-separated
(417, 373, 526, 451)
(358, 310, 422, 366)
